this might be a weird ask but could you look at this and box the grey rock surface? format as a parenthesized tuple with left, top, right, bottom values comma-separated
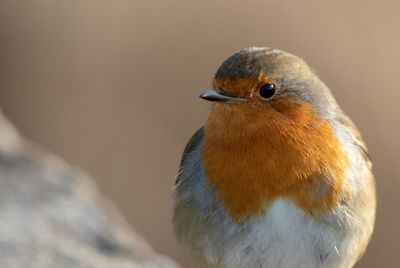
(0, 112, 180, 268)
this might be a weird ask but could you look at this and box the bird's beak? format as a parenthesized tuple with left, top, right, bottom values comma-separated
(199, 89, 244, 102)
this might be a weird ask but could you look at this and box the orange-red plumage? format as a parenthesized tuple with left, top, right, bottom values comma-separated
(203, 77, 349, 220)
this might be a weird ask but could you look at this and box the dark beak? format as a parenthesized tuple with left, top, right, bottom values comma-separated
(199, 89, 243, 102)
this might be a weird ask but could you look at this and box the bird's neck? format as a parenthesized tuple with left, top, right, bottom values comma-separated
(202, 102, 349, 221)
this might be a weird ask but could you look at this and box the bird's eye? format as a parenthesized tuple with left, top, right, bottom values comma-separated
(259, 83, 276, 100)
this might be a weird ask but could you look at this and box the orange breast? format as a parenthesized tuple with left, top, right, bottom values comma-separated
(203, 100, 349, 221)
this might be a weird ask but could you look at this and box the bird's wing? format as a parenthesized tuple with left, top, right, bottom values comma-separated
(175, 127, 204, 186)
(336, 113, 372, 169)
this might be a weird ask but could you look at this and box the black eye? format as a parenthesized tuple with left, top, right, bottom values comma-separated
(259, 83, 276, 100)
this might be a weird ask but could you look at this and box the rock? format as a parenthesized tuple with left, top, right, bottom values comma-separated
(0, 112, 180, 268)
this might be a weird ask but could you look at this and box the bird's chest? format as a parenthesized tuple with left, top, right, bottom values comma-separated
(202, 110, 349, 221)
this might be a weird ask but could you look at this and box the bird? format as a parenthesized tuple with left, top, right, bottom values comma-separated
(173, 47, 376, 268)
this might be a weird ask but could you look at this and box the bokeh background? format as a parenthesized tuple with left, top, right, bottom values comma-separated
(0, 1, 398, 267)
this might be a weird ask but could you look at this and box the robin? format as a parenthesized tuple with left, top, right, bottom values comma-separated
(173, 47, 376, 268)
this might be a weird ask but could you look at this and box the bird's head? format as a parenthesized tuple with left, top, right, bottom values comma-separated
(201, 47, 338, 134)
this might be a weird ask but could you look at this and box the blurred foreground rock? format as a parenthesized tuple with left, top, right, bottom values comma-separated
(0, 112, 179, 268)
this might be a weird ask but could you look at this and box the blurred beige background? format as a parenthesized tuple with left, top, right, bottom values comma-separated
(0, 0, 399, 267)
